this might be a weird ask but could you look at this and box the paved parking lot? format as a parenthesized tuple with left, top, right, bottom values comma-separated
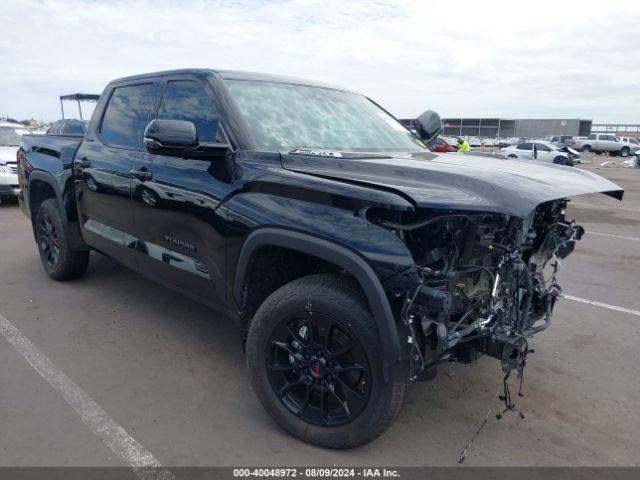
(1, 162, 639, 468)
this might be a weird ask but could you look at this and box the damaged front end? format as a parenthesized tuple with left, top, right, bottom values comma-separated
(377, 200, 584, 383)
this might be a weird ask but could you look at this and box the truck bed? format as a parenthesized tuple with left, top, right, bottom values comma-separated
(20, 134, 84, 173)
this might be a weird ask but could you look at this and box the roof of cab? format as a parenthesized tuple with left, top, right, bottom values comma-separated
(109, 68, 349, 92)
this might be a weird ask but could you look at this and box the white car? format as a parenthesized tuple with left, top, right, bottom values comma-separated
(0, 121, 29, 200)
(481, 138, 496, 147)
(466, 136, 482, 147)
(500, 140, 578, 166)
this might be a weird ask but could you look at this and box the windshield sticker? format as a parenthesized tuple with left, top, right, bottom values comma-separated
(290, 148, 343, 158)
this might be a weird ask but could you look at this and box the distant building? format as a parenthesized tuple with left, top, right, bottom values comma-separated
(399, 117, 592, 138)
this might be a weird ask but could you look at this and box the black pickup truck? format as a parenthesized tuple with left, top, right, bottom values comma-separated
(18, 69, 623, 448)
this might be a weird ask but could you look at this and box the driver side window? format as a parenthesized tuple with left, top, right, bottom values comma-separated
(157, 80, 222, 143)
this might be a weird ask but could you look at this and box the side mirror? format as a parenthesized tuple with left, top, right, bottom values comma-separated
(144, 119, 230, 159)
(144, 119, 198, 151)
(414, 110, 443, 142)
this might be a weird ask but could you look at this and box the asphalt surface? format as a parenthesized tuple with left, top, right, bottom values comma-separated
(0, 160, 639, 468)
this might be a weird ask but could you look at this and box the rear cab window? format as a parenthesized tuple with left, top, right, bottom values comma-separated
(60, 122, 86, 135)
(47, 122, 61, 135)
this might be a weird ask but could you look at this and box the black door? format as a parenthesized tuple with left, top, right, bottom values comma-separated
(75, 81, 157, 268)
(131, 77, 235, 309)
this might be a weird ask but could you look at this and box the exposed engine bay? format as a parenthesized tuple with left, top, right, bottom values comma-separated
(376, 200, 585, 389)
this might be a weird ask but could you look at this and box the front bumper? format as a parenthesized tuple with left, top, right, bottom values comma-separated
(0, 170, 20, 196)
(0, 182, 20, 197)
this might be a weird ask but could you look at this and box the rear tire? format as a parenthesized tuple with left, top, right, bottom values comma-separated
(580, 145, 591, 152)
(620, 147, 630, 158)
(35, 199, 89, 281)
(246, 274, 406, 448)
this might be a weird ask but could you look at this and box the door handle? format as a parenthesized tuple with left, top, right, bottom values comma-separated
(130, 168, 153, 181)
(76, 158, 91, 168)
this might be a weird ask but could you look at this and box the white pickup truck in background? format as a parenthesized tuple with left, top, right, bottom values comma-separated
(574, 133, 635, 157)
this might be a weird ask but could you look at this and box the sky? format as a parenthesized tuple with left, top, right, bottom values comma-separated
(1, 0, 639, 123)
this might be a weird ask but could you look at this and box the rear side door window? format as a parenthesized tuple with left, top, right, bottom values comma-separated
(156, 80, 222, 142)
(517, 143, 532, 150)
(100, 83, 156, 148)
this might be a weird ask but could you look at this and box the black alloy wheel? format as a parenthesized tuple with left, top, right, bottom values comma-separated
(34, 199, 89, 280)
(38, 214, 61, 269)
(246, 274, 407, 448)
(266, 312, 371, 427)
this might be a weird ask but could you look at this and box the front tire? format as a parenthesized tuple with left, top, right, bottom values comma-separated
(620, 147, 630, 158)
(246, 274, 406, 448)
(35, 199, 89, 280)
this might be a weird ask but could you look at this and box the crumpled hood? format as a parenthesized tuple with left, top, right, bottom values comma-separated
(281, 151, 624, 218)
(0, 146, 18, 165)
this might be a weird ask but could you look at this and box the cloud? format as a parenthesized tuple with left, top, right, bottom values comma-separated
(1, 0, 639, 122)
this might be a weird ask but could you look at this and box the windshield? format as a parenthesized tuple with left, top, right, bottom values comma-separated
(0, 126, 28, 146)
(225, 80, 425, 152)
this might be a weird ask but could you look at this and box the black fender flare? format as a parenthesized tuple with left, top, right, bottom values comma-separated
(234, 227, 405, 381)
(26, 170, 88, 251)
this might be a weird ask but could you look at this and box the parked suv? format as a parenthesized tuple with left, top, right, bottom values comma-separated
(17, 69, 623, 448)
(618, 136, 640, 154)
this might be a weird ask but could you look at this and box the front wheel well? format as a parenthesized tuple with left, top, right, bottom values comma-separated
(238, 246, 349, 339)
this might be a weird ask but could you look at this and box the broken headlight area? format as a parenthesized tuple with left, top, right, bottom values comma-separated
(377, 201, 584, 386)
